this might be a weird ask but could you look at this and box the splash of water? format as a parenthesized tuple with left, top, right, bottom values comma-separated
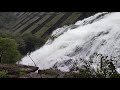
(20, 12, 120, 72)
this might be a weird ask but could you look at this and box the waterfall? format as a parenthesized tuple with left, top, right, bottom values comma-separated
(20, 12, 120, 72)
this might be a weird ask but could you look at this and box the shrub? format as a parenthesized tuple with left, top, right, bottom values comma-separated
(0, 70, 8, 78)
(0, 38, 21, 64)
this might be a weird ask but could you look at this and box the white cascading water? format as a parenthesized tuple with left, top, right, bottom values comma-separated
(20, 12, 120, 72)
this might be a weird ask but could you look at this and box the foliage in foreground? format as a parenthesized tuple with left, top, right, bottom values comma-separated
(0, 38, 21, 64)
(0, 31, 45, 56)
(0, 70, 8, 78)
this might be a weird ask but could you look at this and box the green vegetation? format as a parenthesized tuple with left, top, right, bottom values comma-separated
(0, 31, 45, 56)
(0, 70, 8, 78)
(0, 38, 21, 64)
(22, 33, 45, 54)
(14, 68, 28, 77)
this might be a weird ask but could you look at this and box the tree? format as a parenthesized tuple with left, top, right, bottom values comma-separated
(0, 38, 21, 64)
(22, 33, 45, 54)
(15, 37, 26, 56)
(0, 31, 45, 56)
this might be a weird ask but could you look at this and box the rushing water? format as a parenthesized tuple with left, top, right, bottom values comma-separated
(20, 12, 120, 72)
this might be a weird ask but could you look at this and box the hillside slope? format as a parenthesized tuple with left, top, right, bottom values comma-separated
(0, 12, 96, 41)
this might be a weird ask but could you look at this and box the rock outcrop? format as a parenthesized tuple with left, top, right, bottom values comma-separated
(0, 64, 38, 78)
